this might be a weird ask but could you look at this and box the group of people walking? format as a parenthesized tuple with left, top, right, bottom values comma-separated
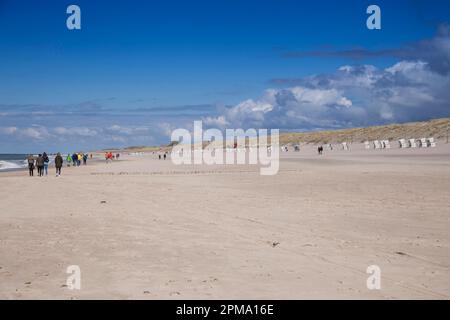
(66, 152, 90, 167)
(104, 152, 120, 163)
(27, 152, 64, 177)
(158, 152, 168, 160)
(26, 152, 91, 177)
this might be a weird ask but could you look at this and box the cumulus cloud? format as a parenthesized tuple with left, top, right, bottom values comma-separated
(207, 59, 450, 130)
(158, 122, 177, 137)
(203, 115, 229, 128)
(20, 127, 51, 140)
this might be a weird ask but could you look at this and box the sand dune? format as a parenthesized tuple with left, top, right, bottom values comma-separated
(279, 118, 450, 145)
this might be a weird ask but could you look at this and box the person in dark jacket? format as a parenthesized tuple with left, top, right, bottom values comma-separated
(36, 154, 44, 176)
(26, 154, 35, 176)
(72, 153, 78, 167)
(54, 152, 63, 176)
(42, 152, 49, 176)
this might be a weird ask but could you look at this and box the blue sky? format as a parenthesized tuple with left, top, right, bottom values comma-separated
(0, 0, 450, 153)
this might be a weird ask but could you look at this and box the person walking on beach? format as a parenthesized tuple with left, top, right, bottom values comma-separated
(66, 154, 72, 167)
(105, 152, 113, 163)
(83, 153, 88, 165)
(77, 153, 82, 166)
(42, 152, 49, 176)
(72, 153, 78, 167)
(36, 154, 44, 176)
(54, 152, 63, 176)
(27, 154, 35, 176)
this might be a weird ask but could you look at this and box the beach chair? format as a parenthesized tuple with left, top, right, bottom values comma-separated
(382, 140, 391, 149)
(364, 141, 371, 149)
(342, 142, 349, 150)
(420, 138, 429, 148)
(373, 140, 381, 149)
(399, 139, 409, 148)
(409, 139, 416, 148)
(428, 137, 437, 147)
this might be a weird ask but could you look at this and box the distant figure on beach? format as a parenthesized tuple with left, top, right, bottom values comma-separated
(159, 154, 161, 160)
(27, 154, 35, 176)
(116, 153, 120, 160)
(318, 146, 323, 155)
(54, 153, 63, 176)
(72, 153, 78, 167)
(83, 153, 88, 165)
(105, 152, 113, 163)
(66, 154, 72, 167)
(42, 152, 49, 176)
(164, 153, 167, 160)
(36, 154, 44, 176)
(77, 153, 82, 166)
(90, 154, 93, 159)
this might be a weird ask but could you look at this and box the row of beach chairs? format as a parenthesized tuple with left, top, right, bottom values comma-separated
(364, 140, 391, 149)
(364, 138, 437, 149)
(398, 138, 437, 148)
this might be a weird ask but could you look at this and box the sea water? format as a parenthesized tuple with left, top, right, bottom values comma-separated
(0, 154, 55, 171)
(0, 154, 28, 171)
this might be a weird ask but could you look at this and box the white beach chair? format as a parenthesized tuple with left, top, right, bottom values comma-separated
(409, 139, 416, 148)
(420, 138, 429, 148)
(428, 137, 437, 147)
(373, 140, 382, 149)
(382, 140, 391, 149)
(364, 141, 371, 149)
(399, 139, 410, 148)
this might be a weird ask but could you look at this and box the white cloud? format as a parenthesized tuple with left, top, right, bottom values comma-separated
(203, 115, 229, 128)
(54, 127, 98, 136)
(210, 60, 450, 130)
(0, 126, 18, 135)
(158, 122, 176, 137)
(20, 127, 50, 140)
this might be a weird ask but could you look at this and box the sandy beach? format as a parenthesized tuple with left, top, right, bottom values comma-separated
(0, 143, 449, 299)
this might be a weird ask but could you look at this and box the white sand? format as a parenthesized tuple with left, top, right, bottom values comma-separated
(0, 143, 449, 299)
